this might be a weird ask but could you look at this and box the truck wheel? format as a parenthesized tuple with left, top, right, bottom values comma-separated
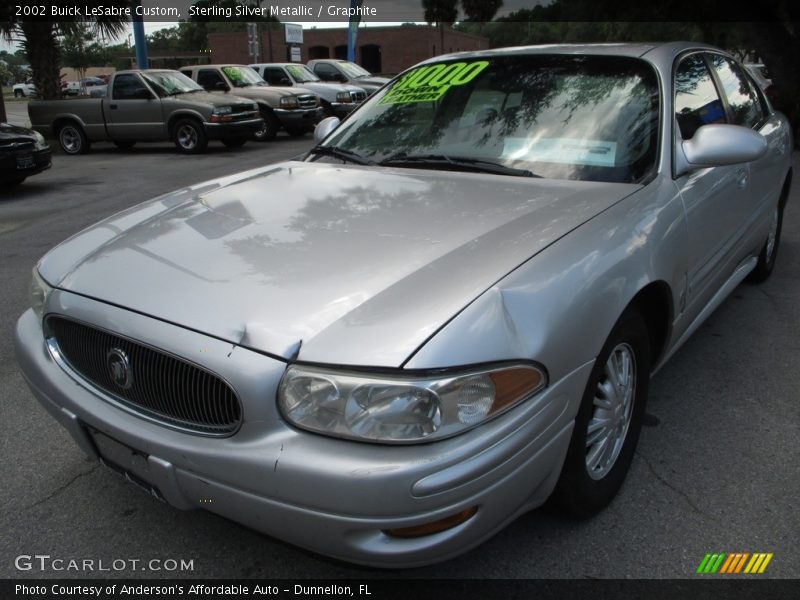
(254, 110, 279, 142)
(58, 122, 91, 155)
(222, 137, 247, 148)
(172, 119, 208, 154)
(113, 141, 136, 150)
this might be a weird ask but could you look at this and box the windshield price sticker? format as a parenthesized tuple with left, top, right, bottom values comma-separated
(380, 61, 490, 105)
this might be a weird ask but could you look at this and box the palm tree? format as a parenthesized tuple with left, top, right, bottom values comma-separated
(461, 0, 503, 35)
(1, 1, 133, 101)
(422, 0, 459, 56)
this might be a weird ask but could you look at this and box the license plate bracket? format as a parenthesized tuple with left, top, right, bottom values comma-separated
(87, 427, 164, 501)
(16, 154, 35, 169)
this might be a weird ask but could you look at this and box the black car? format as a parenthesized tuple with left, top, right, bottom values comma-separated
(0, 123, 52, 187)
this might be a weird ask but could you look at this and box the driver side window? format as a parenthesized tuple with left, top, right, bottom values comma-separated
(674, 54, 726, 140)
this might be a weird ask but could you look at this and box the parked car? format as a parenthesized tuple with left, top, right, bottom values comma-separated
(0, 122, 51, 187)
(15, 43, 792, 568)
(180, 64, 322, 140)
(12, 81, 36, 98)
(249, 62, 367, 118)
(61, 81, 81, 96)
(28, 69, 263, 154)
(306, 59, 390, 95)
(744, 63, 772, 91)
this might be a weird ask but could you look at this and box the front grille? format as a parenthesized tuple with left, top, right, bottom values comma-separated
(0, 139, 35, 151)
(47, 316, 241, 436)
(297, 94, 317, 109)
(351, 90, 367, 104)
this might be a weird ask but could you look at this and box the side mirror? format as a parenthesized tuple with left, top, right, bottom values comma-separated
(215, 81, 230, 92)
(132, 87, 153, 100)
(280, 77, 292, 86)
(314, 116, 341, 144)
(675, 124, 768, 177)
(335, 74, 348, 83)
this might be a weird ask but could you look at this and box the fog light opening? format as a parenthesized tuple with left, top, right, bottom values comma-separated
(382, 506, 479, 539)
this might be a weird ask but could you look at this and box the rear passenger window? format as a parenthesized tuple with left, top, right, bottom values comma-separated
(674, 54, 726, 140)
(708, 54, 762, 129)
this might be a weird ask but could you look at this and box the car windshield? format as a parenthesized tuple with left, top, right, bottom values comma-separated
(286, 64, 320, 83)
(318, 55, 660, 183)
(338, 61, 371, 79)
(141, 71, 203, 96)
(222, 66, 266, 87)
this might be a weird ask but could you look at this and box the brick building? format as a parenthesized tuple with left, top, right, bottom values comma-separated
(209, 25, 488, 75)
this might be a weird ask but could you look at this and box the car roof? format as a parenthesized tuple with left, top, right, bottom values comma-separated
(419, 41, 721, 63)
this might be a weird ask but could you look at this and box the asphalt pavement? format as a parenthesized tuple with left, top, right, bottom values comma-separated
(0, 132, 798, 580)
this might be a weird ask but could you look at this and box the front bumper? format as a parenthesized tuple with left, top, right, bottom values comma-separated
(330, 102, 358, 118)
(0, 147, 52, 181)
(274, 107, 324, 130)
(203, 117, 264, 141)
(14, 293, 588, 568)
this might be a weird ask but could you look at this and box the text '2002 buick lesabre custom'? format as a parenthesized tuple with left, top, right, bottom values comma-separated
(15, 43, 792, 567)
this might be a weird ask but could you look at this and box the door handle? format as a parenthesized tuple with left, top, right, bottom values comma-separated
(736, 167, 749, 189)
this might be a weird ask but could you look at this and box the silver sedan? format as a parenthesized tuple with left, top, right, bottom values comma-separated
(15, 42, 793, 567)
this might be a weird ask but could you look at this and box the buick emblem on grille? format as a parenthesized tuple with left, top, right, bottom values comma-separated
(106, 348, 133, 390)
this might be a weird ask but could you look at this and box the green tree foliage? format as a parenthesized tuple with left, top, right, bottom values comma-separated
(1, 1, 132, 100)
(422, 0, 459, 55)
(61, 24, 107, 86)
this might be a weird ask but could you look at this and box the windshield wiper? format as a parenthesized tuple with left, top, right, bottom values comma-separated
(378, 154, 540, 178)
(308, 146, 374, 166)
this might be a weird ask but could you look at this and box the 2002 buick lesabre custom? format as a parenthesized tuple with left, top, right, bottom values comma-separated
(15, 43, 793, 567)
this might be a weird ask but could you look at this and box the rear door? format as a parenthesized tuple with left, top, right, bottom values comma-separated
(105, 73, 164, 140)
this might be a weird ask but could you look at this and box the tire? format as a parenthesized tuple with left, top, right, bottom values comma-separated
(113, 140, 136, 150)
(222, 137, 247, 148)
(14, 89, 24, 98)
(172, 118, 207, 154)
(747, 200, 785, 283)
(550, 310, 650, 518)
(253, 110, 280, 142)
(4, 176, 26, 187)
(58, 122, 91, 155)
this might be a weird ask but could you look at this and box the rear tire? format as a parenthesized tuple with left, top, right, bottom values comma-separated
(747, 200, 784, 283)
(550, 310, 650, 518)
(58, 122, 91, 155)
(172, 119, 207, 154)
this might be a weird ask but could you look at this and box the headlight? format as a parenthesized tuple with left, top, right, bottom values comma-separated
(278, 363, 546, 444)
(32, 131, 47, 149)
(30, 267, 53, 321)
(335, 91, 353, 103)
(280, 96, 300, 109)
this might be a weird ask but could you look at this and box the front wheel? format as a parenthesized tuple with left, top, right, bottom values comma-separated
(172, 119, 207, 154)
(253, 110, 280, 142)
(58, 122, 91, 155)
(550, 310, 650, 518)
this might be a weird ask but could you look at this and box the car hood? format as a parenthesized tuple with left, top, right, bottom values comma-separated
(41, 162, 639, 367)
(0, 123, 37, 140)
(169, 91, 255, 108)
(352, 76, 390, 88)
